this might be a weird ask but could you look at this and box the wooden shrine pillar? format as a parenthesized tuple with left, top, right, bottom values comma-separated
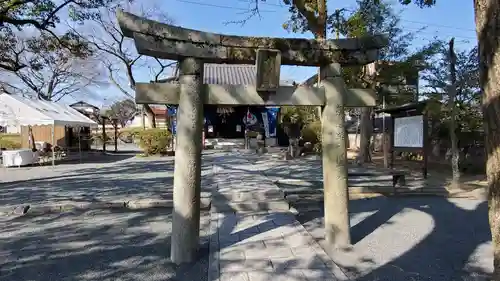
(171, 57, 205, 264)
(320, 63, 351, 248)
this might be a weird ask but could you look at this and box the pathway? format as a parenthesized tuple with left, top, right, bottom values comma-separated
(208, 151, 348, 281)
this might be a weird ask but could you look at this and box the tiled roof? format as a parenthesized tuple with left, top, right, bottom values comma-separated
(69, 101, 100, 110)
(203, 64, 295, 86)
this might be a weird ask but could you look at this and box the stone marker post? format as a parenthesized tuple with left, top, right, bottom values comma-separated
(171, 58, 204, 264)
(321, 63, 351, 247)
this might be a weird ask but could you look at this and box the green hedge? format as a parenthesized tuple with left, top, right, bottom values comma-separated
(119, 128, 143, 143)
(301, 120, 321, 145)
(0, 138, 22, 149)
(137, 129, 172, 156)
(91, 133, 112, 145)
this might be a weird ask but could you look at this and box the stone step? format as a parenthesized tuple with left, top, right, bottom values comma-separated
(210, 199, 290, 213)
(287, 191, 434, 200)
(285, 188, 466, 204)
(278, 177, 396, 184)
(211, 189, 285, 201)
(280, 185, 405, 196)
(277, 178, 397, 187)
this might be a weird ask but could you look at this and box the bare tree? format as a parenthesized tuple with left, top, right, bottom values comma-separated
(0, 0, 126, 73)
(105, 98, 137, 127)
(0, 34, 104, 101)
(74, 4, 176, 128)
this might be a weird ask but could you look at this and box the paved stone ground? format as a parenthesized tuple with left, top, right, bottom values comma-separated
(0, 151, 220, 215)
(209, 152, 348, 281)
(0, 208, 212, 281)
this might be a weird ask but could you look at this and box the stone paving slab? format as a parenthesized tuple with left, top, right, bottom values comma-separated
(209, 211, 348, 281)
(208, 152, 349, 281)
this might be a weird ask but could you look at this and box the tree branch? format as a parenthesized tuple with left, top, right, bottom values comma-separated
(290, 0, 322, 36)
(106, 63, 133, 98)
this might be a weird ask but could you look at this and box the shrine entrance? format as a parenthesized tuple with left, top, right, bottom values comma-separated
(117, 11, 387, 264)
(204, 105, 267, 139)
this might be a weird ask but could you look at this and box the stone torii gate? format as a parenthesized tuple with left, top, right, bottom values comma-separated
(117, 11, 387, 264)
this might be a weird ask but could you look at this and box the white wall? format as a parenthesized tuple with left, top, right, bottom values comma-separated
(128, 115, 167, 129)
(348, 133, 385, 151)
(5, 125, 20, 134)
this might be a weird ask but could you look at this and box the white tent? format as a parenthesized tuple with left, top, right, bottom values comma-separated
(0, 94, 98, 128)
(0, 94, 98, 166)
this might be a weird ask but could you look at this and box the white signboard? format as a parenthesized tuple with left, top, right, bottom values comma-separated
(394, 115, 424, 148)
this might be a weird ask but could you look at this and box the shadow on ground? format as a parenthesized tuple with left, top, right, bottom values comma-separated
(0, 209, 212, 281)
(0, 151, 494, 281)
(206, 152, 493, 281)
(294, 196, 491, 281)
(0, 154, 219, 209)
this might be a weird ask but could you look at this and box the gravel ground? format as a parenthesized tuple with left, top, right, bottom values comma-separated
(0, 149, 226, 281)
(0, 149, 494, 281)
(0, 209, 212, 281)
(0, 152, 218, 213)
(293, 197, 492, 281)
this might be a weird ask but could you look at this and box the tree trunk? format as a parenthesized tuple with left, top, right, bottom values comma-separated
(432, 139, 441, 158)
(358, 107, 372, 163)
(28, 126, 36, 151)
(383, 132, 390, 168)
(474, 0, 500, 279)
(141, 105, 146, 130)
(448, 38, 461, 189)
(143, 104, 157, 128)
(358, 62, 377, 164)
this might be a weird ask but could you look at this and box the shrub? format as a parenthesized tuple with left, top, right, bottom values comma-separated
(0, 138, 21, 149)
(119, 127, 143, 143)
(137, 129, 172, 156)
(90, 133, 111, 145)
(301, 120, 321, 145)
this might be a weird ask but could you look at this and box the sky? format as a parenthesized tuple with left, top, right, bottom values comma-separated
(61, 0, 478, 108)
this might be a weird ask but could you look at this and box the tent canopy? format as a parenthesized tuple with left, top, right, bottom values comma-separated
(0, 94, 98, 128)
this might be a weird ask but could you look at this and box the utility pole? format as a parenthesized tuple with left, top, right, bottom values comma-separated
(448, 38, 460, 189)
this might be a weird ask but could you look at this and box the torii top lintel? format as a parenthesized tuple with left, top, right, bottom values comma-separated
(117, 11, 388, 67)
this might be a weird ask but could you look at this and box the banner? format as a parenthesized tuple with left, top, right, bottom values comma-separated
(266, 107, 278, 137)
(261, 112, 270, 138)
(167, 106, 177, 135)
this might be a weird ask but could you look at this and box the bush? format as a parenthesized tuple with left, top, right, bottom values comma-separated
(0, 138, 21, 149)
(119, 128, 143, 143)
(301, 120, 321, 145)
(137, 129, 172, 156)
(91, 133, 112, 145)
